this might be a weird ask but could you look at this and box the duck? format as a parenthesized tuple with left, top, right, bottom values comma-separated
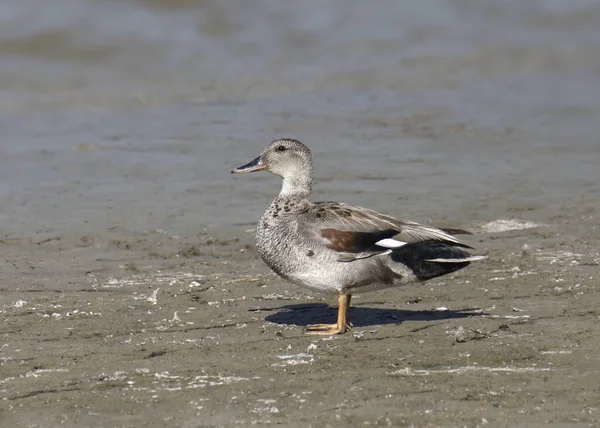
(232, 138, 485, 335)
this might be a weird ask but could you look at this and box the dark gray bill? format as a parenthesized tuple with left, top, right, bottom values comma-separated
(231, 156, 266, 174)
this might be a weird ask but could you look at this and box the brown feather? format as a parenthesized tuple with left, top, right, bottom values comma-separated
(319, 228, 398, 253)
(320, 229, 358, 252)
(307, 202, 471, 250)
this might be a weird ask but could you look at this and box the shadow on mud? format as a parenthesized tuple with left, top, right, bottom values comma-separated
(257, 303, 483, 328)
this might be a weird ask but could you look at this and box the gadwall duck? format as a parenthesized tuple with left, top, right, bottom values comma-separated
(232, 138, 484, 335)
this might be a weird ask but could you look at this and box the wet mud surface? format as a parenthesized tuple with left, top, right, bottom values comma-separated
(2, 213, 600, 427)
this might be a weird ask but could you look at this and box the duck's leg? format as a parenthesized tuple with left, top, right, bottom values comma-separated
(305, 294, 352, 335)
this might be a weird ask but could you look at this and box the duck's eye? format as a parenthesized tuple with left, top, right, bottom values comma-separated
(276, 145, 286, 152)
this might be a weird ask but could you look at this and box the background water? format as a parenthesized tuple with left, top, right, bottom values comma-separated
(0, 0, 599, 237)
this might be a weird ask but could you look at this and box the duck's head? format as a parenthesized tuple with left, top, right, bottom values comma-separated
(231, 138, 313, 180)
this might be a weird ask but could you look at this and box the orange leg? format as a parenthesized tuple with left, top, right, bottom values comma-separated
(305, 294, 352, 335)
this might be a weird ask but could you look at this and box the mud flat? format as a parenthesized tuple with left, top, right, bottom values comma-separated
(2, 213, 599, 427)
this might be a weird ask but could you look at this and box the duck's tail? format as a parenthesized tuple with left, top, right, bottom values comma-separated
(390, 239, 485, 281)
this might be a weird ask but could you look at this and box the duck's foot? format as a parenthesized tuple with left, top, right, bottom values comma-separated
(305, 322, 351, 336)
(304, 293, 352, 336)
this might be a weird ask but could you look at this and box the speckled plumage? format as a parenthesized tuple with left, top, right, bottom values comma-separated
(232, 138, 484, 334)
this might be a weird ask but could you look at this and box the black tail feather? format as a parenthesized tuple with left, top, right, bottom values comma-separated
(391, 240, 474, 281)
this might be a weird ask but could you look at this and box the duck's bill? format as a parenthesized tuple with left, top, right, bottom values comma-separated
(231, 156, 267, 173)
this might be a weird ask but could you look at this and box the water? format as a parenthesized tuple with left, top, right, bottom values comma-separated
(0, 0, 599, 237)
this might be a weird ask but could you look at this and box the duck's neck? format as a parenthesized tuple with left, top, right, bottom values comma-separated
(279, 175, 312, 200)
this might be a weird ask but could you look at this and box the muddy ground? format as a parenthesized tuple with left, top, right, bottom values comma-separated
(1, 210, 599, 427)
(1, 0, 600, 426)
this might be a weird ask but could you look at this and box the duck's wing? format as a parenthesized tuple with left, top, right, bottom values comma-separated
(301, 202, 473, 262)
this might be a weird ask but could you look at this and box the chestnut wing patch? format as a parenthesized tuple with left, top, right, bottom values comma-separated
(319, 228, 398, 253)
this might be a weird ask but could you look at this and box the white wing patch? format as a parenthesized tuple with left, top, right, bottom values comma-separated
(375, 238, 407, 249)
